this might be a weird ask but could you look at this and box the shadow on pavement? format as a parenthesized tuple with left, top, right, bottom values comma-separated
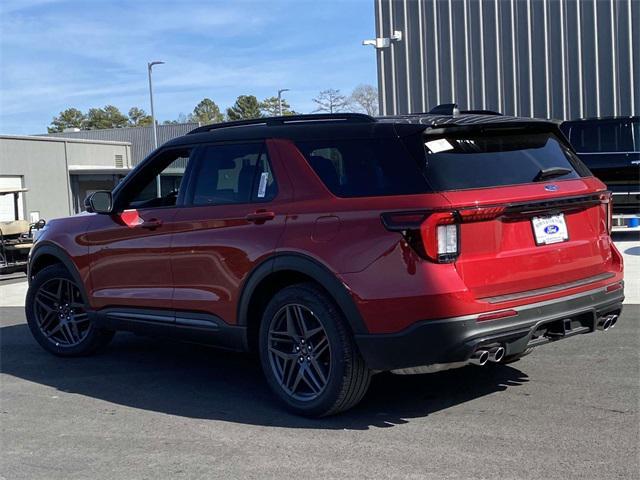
(1, 317, 528, 430)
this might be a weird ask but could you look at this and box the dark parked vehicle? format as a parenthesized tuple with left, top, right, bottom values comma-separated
(560, 116, 640, 226)
(26, 111, 624, 416)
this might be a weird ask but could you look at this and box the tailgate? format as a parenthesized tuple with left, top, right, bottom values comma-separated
(443, 180, 612, 299)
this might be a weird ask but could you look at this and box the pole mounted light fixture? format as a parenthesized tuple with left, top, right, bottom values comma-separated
(147, 61, 165, 149)
(147, 60, 165, 197)
(277, 88, 290, 116)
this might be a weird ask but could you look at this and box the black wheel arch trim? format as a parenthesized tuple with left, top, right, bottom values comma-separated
(28, 242, 90, 305)
(237, 253, 369, 343)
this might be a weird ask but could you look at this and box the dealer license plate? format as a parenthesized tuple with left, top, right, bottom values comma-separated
(532, 214, 569, 245)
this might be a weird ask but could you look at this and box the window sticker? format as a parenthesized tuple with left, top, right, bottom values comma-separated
(425, 138, 454, 154)
(257, 172, 269, 198)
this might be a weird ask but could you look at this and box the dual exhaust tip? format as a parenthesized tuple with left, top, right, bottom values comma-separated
(597, 314, 618, 331)
(470, 346, 504, 366)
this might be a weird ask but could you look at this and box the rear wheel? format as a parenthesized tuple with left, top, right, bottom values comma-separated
(259, 283, 371, 417)
(26, 264, 114, 356)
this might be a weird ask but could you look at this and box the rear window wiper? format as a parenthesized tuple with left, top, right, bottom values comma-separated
(534, 167, 572, 182)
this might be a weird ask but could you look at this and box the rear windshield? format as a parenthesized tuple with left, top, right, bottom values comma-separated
(413, 131, 589, 191)
(296, 130, 589, 196)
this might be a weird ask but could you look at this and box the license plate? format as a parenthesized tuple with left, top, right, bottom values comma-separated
(532, 214, 569, 245)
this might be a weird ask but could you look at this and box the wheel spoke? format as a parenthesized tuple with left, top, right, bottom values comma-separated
(37, 288, 59, 304)
(302, 366, 323, 394)
(308, 357, 327, 385)
(312, 336, 329, 357)
(292, 305, 308, 338)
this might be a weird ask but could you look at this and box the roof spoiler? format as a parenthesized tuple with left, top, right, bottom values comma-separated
(428, 103, 503, 117)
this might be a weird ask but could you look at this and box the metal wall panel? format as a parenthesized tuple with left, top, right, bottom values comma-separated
(47, 123, 199, 165)
(374, 0, 639, 120)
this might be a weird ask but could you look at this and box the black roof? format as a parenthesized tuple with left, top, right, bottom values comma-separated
(165, 112, 559, 148)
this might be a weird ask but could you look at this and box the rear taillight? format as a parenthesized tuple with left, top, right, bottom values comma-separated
(420, 212, 458, 262)
(381, 206, 507, 263)
(599, 191, 613, 234)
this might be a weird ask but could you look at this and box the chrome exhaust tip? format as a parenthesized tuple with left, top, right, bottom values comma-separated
(597, 315, 614, 331)
(609, 315, 618, 329)
(469, 349, 489, 366)
(488, 346, 505, 363)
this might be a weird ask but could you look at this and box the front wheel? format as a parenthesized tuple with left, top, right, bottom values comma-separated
(25, 264, 114, 356)
(259, 283, 371, 417)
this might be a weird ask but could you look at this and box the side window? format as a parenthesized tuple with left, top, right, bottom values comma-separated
(570, 121, 634, 153)
(190, 143, 277, 206)
(120, 148, 193, 210)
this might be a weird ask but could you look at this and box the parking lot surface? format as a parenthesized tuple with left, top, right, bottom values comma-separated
(1, 233, 638, 479)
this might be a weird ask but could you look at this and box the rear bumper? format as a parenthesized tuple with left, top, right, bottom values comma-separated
(354, 283, 624, 371)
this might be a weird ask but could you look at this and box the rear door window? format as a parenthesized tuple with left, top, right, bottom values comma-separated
(413, 131, 588, 191)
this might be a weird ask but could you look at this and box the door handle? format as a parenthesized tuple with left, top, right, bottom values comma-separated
(245, 210, 275, 224)
(140, 218, 163, 230)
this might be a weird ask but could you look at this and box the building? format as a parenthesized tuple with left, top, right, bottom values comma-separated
(0, 135, 131, 222)
(370, 0, 639, 120)
(48, 123, 198, 166)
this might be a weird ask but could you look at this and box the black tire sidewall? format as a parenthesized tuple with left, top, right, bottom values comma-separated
(258, 284, 350, 416)
(25, 264, 111, 357)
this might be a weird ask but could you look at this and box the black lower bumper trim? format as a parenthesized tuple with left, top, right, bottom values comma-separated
(354, 284, 624, 371)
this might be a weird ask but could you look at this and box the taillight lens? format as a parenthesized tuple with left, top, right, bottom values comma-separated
(420, 212, 459, 262)
(599, 191, 612, 234)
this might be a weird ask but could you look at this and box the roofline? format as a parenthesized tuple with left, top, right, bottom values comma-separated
(0, 134, 131, 146)
(560, 115, 639, 123)
(187, 113, 375, 135)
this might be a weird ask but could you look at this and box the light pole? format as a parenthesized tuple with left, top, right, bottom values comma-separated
(147, 61, 164, 197)
(147, 61, 165, 148)
(277, 88, 290, 116)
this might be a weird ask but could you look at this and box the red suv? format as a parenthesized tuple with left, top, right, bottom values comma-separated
(26, 111, 624, 416)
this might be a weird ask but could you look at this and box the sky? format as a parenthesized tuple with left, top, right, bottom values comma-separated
(0, 0, 377, 135)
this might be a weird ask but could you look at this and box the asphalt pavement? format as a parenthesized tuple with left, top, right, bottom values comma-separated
(1, 304, 638, 480)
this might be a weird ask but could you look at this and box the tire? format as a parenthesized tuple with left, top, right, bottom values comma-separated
(25, 264, 114, 357)
(259, 282, 371, 417)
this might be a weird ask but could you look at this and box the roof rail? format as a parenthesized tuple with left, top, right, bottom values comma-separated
(188, 113, 376, 135)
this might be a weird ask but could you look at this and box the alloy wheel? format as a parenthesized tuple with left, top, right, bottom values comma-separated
(34, 277, 91, 347)
(267, 304, 331, 401)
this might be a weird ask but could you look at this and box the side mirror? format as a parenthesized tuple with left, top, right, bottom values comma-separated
(85, 191, 113, 214)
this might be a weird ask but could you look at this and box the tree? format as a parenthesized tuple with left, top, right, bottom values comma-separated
(85, 105, 129, 129)
(128, 107, 152, 126)
(312, 89, 349, 113)
(47, 108, 86, 133)
(226, 95, 263, 121)
(350, 84, 379, 116)
(260, 96, 296, 117)
(188, 98, 223, 124)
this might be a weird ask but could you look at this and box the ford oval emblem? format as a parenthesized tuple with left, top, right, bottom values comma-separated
(545, 225, 559, 234)
(544, 184, 559, 192)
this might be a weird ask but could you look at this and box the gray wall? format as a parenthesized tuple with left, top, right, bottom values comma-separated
(47, 123, 199, 166)
(0, 136, 131, 220)
(374, 0, 640, 119)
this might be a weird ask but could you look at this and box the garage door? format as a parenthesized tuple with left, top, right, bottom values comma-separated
(0, 176, 24, 221)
